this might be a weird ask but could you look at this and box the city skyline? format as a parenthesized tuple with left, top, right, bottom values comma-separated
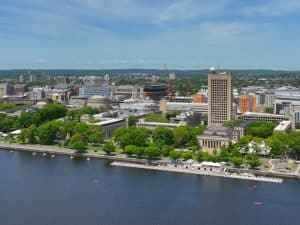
(1, 0, 300, 70)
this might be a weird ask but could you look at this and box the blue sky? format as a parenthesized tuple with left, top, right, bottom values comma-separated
(1, 0, 300, 70)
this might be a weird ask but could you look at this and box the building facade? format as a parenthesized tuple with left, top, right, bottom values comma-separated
(239, 95, 256, 114)
(0, 83, 14, 97)
(208, 71, 232, 127)
(198, 127, 232, 152)
(79, 86, 111, 98)
(112, 85, 143, 99)
(144, 84, 167, 101)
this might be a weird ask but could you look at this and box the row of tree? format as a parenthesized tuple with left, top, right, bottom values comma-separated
(0, 103, 67, 132)
(19, 120, 104, 152)
(113, 125, 206, 151)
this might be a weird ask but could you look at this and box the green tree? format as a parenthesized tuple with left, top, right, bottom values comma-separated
(237, 135, 252, 147)
(0, 116, 17, 132)
(152, 127, 174, 146)
(182, 151, 193, 160)
(231, 156, 244, 167)
(266, 137, 284, 156)
(128, 115, 137, 127)
(161, 145, 174, 157)
(113, 127, 149, 149)
(169, 150, 182, 160)
(103, 141, 116, 155)
(14, 112, 41, 128)
(69, 140, 87, 153)
(246, 154, 262, 168)
(219, 148, 230, 162)
(73, 122, 90, 143)
(66, 106, 99, 121)
(246, 121, 277, 138)
(62, 120, 77, 139)
(192, 125, 206, 135)
(136, 147, 144, 158)
(37, 121, 61, 145)
(88, 125, 104, 146)
(125, 145, 138, 156)
(38, 103, 67, 122)
(144, 145, 161, 159)
(24, 125, 38, 144)
(173, 126, 192, 147)
(18, 129, 26, 143)
(288, 132, 300, 158)
(223, 119, 244, 128)
(196, 151, 204, 162)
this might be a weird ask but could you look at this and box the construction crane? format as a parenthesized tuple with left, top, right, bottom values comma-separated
(164, 64, 175, 96)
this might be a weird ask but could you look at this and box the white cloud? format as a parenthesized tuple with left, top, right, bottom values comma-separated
(198, 22, 248, 42)
(241, 0, 300, 16)
(158, 0, 229, 23)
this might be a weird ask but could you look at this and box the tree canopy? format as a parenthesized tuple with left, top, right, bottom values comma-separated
(113, 127, 149, 149)
(246, 121, 277, 138)
(152, 127, 175, 146)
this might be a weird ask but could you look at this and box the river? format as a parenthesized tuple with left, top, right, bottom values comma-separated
(0, 150, 299, 225)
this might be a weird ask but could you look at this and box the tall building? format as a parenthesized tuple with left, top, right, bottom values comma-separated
(56, 76, 70, 85)
(79, 86, 111, 98)
(0, 83, 14, 97)
(19, 75, 24, 83)
(83, 76, 105, 86)
(208, 70, 232, 127)
(29, 74, 37, 82)
(239, 95, 256, 114)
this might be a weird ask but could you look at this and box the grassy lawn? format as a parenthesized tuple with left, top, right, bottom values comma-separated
(88, 145, 123, 154)
(260, 158, 271, 169)
(88, 145, 103, 152)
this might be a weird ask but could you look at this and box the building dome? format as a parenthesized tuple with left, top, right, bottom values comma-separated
(35, 101, 47, 109)
(87, 95, 109, 109)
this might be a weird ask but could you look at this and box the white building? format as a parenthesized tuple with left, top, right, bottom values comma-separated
(160, 101, 208, 115)
(29, 88, 45, 100)
(274, 121, 292, 132)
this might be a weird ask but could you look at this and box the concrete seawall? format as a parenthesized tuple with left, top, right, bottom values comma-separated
(0, 143, 148, 164)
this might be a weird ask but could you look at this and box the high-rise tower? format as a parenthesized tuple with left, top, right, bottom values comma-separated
(208, 69, 232, 127)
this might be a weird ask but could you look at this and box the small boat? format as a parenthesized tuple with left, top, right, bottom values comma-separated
(10, 150, 13, 153)
(93, 177, 100, 183)
(254, 201, 262, 206)
(42, 153, 47, 156)
(51, 155, 55, 158)
(87, 157, 90, 161)
(252, 185, 257, 188)
(70, 156, 74, 159)
(32, 152, 37, 156)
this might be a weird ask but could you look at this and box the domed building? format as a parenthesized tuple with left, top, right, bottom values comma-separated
(87, 95, 109, 109)
(35, 101, 47, 109)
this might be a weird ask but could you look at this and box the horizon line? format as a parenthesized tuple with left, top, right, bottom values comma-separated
(1, 68, 300, 72)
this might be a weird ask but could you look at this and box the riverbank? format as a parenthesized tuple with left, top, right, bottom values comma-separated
(0, 142, 148, 164)
(111, 161, 283, 183)
(0, 142, 299, 180)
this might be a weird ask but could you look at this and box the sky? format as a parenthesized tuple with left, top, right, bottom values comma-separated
(0, 0, 300, 70)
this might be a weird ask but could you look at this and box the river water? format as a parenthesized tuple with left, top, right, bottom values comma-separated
(0, 150, 299, 225)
